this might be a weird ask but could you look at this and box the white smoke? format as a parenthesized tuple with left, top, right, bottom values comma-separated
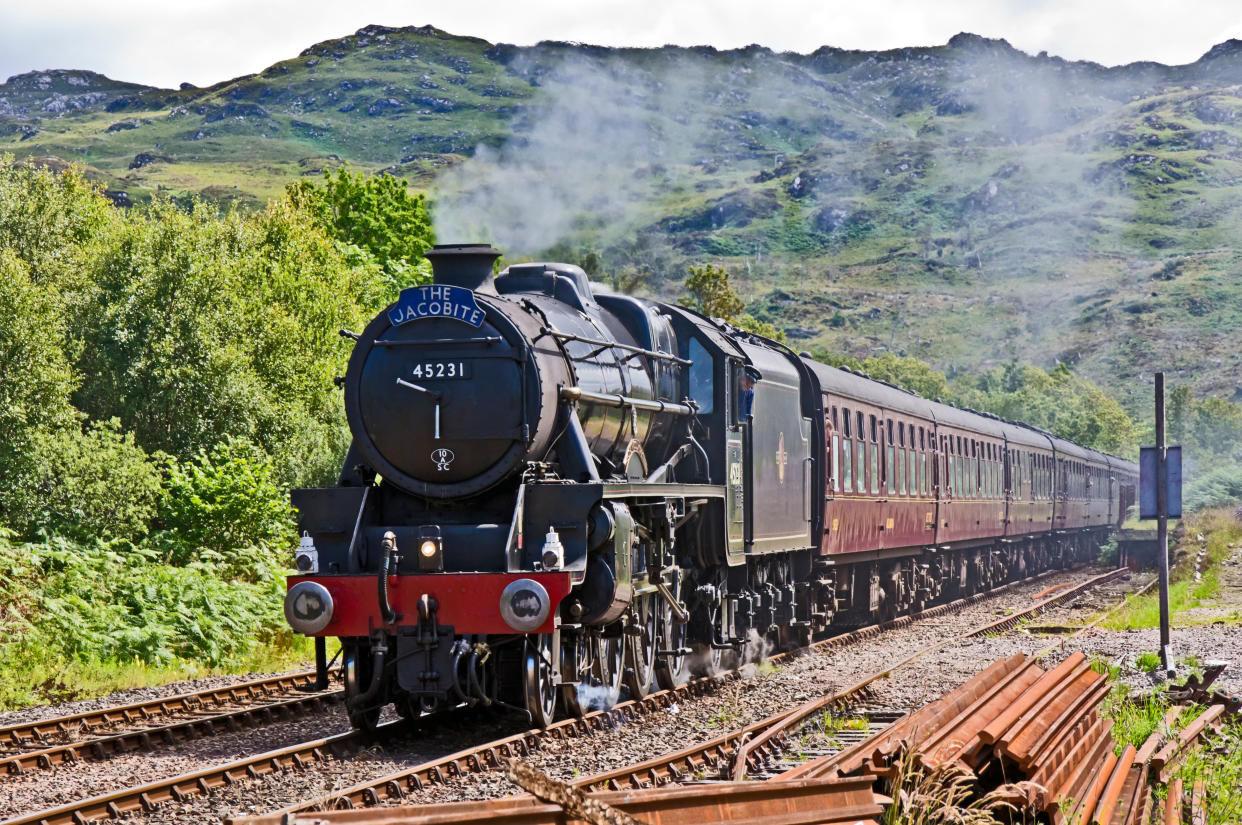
(431, 47, 828, 257)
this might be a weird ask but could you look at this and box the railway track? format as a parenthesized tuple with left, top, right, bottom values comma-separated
(4, 565, 1130, 825)
(0, 670, 341, 778)
(577, 566, 1158, 797)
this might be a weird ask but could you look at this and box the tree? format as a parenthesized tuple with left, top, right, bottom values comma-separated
(0, 250, 80, 529)
(679, 262, 787, 343)
(680, 263, 745, 320)
(73, 197, 380, 485)
(284, 166, 435, 299)
(857, 353, 951, 401)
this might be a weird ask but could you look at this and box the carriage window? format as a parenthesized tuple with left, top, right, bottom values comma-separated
(922, 453, 929, 496)
(832, 406, 839, 431)
(870, 444, 880, 494)
(832, 435, 841, 493)
(908, 449, 917, 495)
(858, 440, 866, 495)
(870, 415, 878, 444)
(888, 420, 895, 445)
(842, 407, 851, 437)
(841, 438, 852, 492)
(887, 445, 896, 494)
(857, 411, 865, 440)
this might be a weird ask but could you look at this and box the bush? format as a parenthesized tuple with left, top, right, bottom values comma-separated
(157, 438, 295, 579)
(0, 532, 291, 704)
(1184, 464, 1242, 512)
(23, 420, 162, 542)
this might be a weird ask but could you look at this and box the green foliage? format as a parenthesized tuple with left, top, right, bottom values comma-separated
(285, 166, 434, 299)
(734, 313, 788, 344)
(157, 438, 295, 579)
(1100, 684, 1167, 750)
(953, 362, 1137, 455)
(71, 196, 376, 484)
(0, 531, 294, 706)
(0, 156, 381, 704)
(1135, 650, 1162, 672)
(21, 420, 162, 542)
(1184, 465, 1242, 512)
(680, 262, 745, 320)
(680, 263, 789, 342)
(856, 352, 952, 401)
(805, 350, 1133, 455)
(0, 249, 79, 528)
(1176, 718, 1242, 824)
(0, 157, 116, 297)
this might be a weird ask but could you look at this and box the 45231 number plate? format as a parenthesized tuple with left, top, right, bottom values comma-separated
(411, 360, 471, 380)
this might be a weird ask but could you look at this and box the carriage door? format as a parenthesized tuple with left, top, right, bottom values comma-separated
(725, 359, 746, 564)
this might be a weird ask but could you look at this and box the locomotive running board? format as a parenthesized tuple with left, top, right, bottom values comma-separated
(600, 482, 725, 498)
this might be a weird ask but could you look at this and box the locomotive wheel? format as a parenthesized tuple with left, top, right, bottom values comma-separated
(343, 642, 382, 732)
(623, 595, 658, 700)
(654, 582, 691, 691)
(561, 629, 622, 717)
(523, 633, 557, 728)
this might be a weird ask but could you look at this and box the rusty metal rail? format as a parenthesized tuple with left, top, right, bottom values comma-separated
(239, 776, 888, 825)
(5, 565, 1120, 825)
(0, 691, 343, 778)
(0, 668, 338, 753)
(777, 645, 1220, 825)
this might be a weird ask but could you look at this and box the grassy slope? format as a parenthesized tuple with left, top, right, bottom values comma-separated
(4, 29, 1242, 408)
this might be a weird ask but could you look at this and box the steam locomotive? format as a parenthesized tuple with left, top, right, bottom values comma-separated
(283, 243, 1138, 728)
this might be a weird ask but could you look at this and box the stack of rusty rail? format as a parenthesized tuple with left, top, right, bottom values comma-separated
(782, 652, 1144, 824)
(780, 652, 1240, 825)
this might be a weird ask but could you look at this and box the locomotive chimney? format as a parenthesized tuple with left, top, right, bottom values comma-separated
(424, 243, 502, 294)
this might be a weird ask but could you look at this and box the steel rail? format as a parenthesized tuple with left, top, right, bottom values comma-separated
(3, 727, 371, 825)
(669, 566, 1130, 785)
(0, 668, 339, 752)
(4, 566, 1126, 825)
(0, 691, 344, 778)
(243, 565, 1124, 822)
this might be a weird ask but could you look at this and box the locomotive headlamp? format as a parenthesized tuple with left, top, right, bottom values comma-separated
(294, 533, 318, 574)
(417, 525, 443, 571)
(540, 527, 565, 570)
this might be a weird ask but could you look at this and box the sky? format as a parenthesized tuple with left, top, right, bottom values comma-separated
(3, 0, 1242, 89)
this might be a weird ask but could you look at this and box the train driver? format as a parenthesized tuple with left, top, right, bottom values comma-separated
(737, 365, 762, 421)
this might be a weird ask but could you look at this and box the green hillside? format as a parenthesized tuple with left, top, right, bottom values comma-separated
(4, 25, 1242, 413)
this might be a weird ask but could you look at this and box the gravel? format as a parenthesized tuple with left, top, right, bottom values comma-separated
(109, 567, 1109, 824)
(17, 566, 1208, 825)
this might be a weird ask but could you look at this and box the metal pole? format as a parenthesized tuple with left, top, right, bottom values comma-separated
(1155, 372, 1172, 672)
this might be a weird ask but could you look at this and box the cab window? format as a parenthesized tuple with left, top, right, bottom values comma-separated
(687, 338, 714, 414)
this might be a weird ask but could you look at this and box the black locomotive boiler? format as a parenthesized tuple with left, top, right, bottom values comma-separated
(284, 243, 1137, 728)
